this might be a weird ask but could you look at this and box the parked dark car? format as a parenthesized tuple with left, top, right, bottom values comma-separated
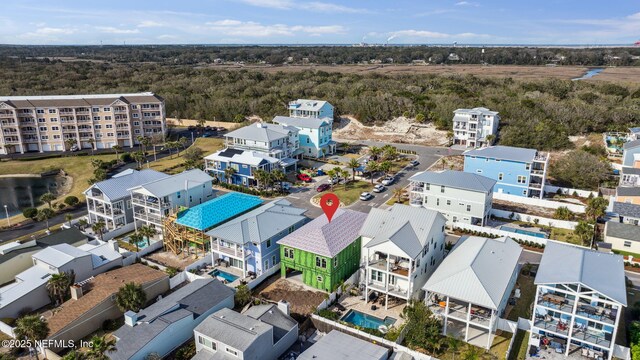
(316, 183, 331, 192)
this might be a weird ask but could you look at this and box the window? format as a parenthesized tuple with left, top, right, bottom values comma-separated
(316, 275, 323, 283)
(126, 200, 131, 209)
(38, 118, 46, 123)
(517, 175, 526, 184)
(288, 225, 295, 234)
(525, 163, 531, 170)
(50, 118, 58, 122)
(133, 121, 140, 126)
(315, 257, 327, 268)
(446, 200, 451, 206)
(370, 270, 383, 282)
(522, 189, 527, 195)
(93, 116, 101, 121)
(467, 205, 471, 212)
(40, 135, 49, 140)
(106, 124, 113, 129)
(425, 183, 430, 190)
(264, 259, 270, 269)
(436, 199, 439, 206)
(441, 186, 445, 193)
(198, 336, 216, 351)
(225, 348, 238, 357)
(476, 169, 483, 174)
(498, 172, 504, 181)
(266, 239, 271, 248)
(333, 257, 338, 268)
(284, 248, 294, 259)
(624, 241, 632, 248)
(272, 255, 276, 266)
(48, 109, 56, 114)
(132, 113, 139, 118)
(36, 109, 45, 114)
(131, 104, 138, 109)
(39, 126, 47, 131)
(53, 135, 60, 139)
(51, 126, 59, 131)
(103, 107, 111, 112)
(92, 107, 100, 112)
(104, 116, 112, 121)
(94, 125, 102, 129)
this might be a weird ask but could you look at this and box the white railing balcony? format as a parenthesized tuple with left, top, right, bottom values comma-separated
(534, 153, 548, 162)
(214, 245, 247, 258)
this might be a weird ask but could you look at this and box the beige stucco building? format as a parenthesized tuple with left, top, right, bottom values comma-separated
(0, 92, 165, 154)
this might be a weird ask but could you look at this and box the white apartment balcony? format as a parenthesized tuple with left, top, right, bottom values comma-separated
(90, 204, 124, 217)
(533, 316, 570, 336)
(534, 153, 548, 162)
(115, 117, 129, 122)
(131, 195, 171, 210)
(571, 325, 612, 348)
(212, 240, 251, 259)
(21, 129, 37, 135)
(367, 281, 410, 299)
(75, 110, 90, 115)
(367, 256, 411, 278)
(537, 292, 575, 313)
(134, 210, 163, 225)
(117, 133, 130, 139)
(3, 137, 20, 144)
(3, 129, 18, 135)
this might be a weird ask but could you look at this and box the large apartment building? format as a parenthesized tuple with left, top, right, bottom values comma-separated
(452, 107, 500, 149)
(0, 92, 165, 154)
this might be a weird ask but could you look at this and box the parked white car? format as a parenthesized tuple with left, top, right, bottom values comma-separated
(359, 192, 373, 201)
(373, 184, 386, 193)
(381, 176, 395, 186)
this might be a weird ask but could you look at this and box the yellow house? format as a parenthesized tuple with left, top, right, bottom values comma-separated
(616, 187, 640, 205)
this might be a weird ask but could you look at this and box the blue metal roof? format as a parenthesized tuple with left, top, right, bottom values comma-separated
(174, 192, 263, 231)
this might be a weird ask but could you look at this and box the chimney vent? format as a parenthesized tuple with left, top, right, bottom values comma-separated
(124, 311, 137, 327)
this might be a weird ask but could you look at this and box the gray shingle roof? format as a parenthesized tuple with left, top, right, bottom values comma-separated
(273, 116, 331, 129)
(464, 145, 537, 163)
(535, 242, 627, 306)
(617, 187, 640, 197)
(606, 221, 640, 242)
(277, 209, 367, 258)
(206, 199, 307, 245)
(194, 308, 272, 352)
(129, 169, 212, 198)
(622, 167, 640, 175)
(225, 122, 298, 143)
(613, 201, 640, 218)
(111, 279, 233, 360)
(36, 228, 87, 246)
(297, 330, 389, 360)
(624, 139, 640, 150)
(423, 236, 522, 310)
(409, 170, 496, 193)
(84, 169, 169, 201)
(361, 205, 446, 258)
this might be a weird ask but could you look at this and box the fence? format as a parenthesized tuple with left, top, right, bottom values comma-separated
(0, 320, 15, 338)
(185, 253, 214, 272)
(543, 185, 598, 199)
(247, 265, 280, 290)
(100, 222, 136, 241)
(122, 254, 136, 266)
(311, 314, 435, 360)
(493, 192, 585, 213)
(490, 209, 578, 230)
(316, 271, 359, 310)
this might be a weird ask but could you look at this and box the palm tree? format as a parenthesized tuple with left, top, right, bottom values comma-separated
(383, 146, 398, 160)
(392, 187, 404, 203)
(178, 136, 189, 150)
(132, 151, 146, 169)
(440, 157, 447, 170)
(37, 208, 55, 230)
(339, 168, 350, 190)
(139, 225, 157, 246)
(40, 192, 56, 209)
(326, 168, 338, 190)
(586, 196, 608, 223)
(87, 335, 116, 360)
(365, 161, 379, 184)
(254, 169, 269, 189)
(87, 138, 96, 155)
(64, 138, 77, 152)
(137, 135, 150, 153)
(224, 167, 236, 184)
(65, 213, 74, 227)
(342, 143, 351, 154)
(368, 146, 382, 160)
(61, 350, 87, 360)
(91, 220, 107, 241)
(14, 315, 49, 360)
(447, 336, 461, 360)
(378, 161, 392, 176)
(129, 232, 143, 252)
(271, 169, 286, 193)
(347, 158, 360, 181)
(47, 271, 74, 305)
(78, 218, 88, 230)
(575, 220, 595, 247)
(112, 144, 123, 161)
(115, 282, 147, 312)
(485, 134, 495, 145)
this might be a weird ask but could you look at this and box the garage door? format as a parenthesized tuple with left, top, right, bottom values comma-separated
(41, 144, 51, 151)
(54, 144, 63, 151)
(28, 144, 39, 151)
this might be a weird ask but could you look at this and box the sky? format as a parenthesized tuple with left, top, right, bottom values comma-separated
(0, 0, 638, 45)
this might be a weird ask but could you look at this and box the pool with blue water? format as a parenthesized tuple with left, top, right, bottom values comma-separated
(500, 226, 547, 239)
(340, 309, 396, 330)
(209, 269, 239, 282)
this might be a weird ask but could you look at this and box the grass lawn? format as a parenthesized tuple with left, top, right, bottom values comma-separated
(549, 227, 581, 245)
(390, 156, 412, 173)
(508, 330, 529, 360)
(503, 273, 536, 360)
(312, 180, 373, 206)
(148, 138, 223, 173)
(613, 249, 640, 259)
(490, 331, 513, 359)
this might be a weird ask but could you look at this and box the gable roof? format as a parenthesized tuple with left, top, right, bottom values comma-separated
(289, 99, 330, 112)
(409, 170, 496, 194)
(242, 304, 297, 344)
(204, 148, 279, 167)
(225, 122, 297, 143)
(36, 228, 87, 247)
(47, 264, 168, 337)
(32, 243, 90, 268)
(464, 145, 537, 163)
(277, 209, 367, 258)
(622, 167, 640, 175)
(454, 107, 499, 116)
(535, 242, 627, 306)
(206, 199, 307, 245)
(298, 330, 389, 360)
(424, 236, 522, 310)
(606, 221, 640, 242)
(361, 205, 446, 258)
(195, 307, 272, 352)
(175, 192, 263, 231)
(129, 169, 212, 198)
(613, 201, 640, 218)
(273, 115, 331, 129)
(84, 169, 169, 201)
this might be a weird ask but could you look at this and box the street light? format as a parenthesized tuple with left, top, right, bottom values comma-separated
(3, 205, 10, 227)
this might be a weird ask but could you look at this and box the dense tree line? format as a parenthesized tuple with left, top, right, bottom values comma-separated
(1, 45, 640, 66)
(0, 58, 639, 150)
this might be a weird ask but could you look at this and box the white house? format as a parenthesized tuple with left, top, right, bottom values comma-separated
(424, 236, 522, 349)
(287, 99, 334, 120)
(110, 278, 234, 360)
(452, 107, 500, 148)
(359, 204, 447, 308)
(84, 169, 169, 231)
(128, 169, 214, 232)
(409, 170, 496, 226)
(0, 241, 122, 318)
(529, 242, 627, 360)
(192, 302, 297, 360)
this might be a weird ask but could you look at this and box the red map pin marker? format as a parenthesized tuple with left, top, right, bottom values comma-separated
(320, 193, 339, 222)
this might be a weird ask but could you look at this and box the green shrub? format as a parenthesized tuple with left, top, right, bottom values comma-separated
(64, 196, 80, 206)
(317, 309, 339, 320)
(22, 207, 38, 219)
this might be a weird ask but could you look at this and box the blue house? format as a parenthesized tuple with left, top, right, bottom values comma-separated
(288, 99, 334, 120)
(463, 145, 549, 199)
(204, 148, 280, 186)
(206, 199, 307, 280)
(273, 116, 335, 158)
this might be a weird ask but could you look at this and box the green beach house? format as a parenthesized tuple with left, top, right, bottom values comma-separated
(277, 209, 367, 292)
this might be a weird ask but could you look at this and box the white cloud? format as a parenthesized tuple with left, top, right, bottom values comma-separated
(206, 19, 345, 37)
(138, 20, 163, 28)
(237, 0, 367, 13)
(389, 29, 490, 40)
(455, 1, 479, 6)
(157, 34, 178, 40)
(95, 26, 140, 34)
(238, 0, 294, 9)
(34, 27, 77, 35)
(305, 2, 368, 14)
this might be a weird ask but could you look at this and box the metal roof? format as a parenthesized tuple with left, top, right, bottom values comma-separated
(84, 169, 169, 202)
(617, 187, 640, 197)
(534, 242, 627, 306)
(613, 201, 640, 218)
(0, 92, 162, 108)
(409, 170, 496, 194)
(623, 139, 640, 150)
(297, 330, 389, 360)
(225, 122, 298, 143)
(622, 167, 640, 175)
(242, 304, 297, 345)
(277, 209, 367, 258)
(630, 127, 640, 134)
(464, 145, 537, 163)
(423, 236, 522, 310)
(194, 307, 272, 352)
(605, 221, 640, 242)
(175, 192, 263, 231)
(361, 205, 446, 258)
(129, 169, 212, 198)
(288, 99, 329, 112)
(32, 244, 90, 268)
(205, 148, 280, 166)
(453, 107, 499, 116)
(206, 199, 307, 245)
(273, 115, 331, 129)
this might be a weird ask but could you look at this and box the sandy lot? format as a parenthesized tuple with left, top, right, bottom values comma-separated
(333, 116, 448, 146)
(258, 278, 326, 321)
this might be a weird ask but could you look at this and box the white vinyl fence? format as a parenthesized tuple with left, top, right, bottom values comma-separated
(247, 265, 280, 290)
(0, 320, 15, 338)
(543, 185, 598, 199)
(494, 192, 585, 213)
(490, 209, 578, 230)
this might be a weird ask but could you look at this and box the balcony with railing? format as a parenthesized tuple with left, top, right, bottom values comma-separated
(534, 152, 548, 162)
(134, 210, 163, 225)
(367, 253, 412, 278)
(447, 300, 470, 321)
(537, 292, 575, 313)
(571, 323, 612, 348)
(212, 239, 248, 258)
(3, 137, 20, 144)
(534, 316, 569, 336)
(575, 303, 618, 325)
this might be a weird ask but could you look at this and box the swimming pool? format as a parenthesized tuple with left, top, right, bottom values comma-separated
(209, 269, 239, 282)
(340, 310, 396, 330)
(500, 226, 547, 239)
(123, 236, 150, 249)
